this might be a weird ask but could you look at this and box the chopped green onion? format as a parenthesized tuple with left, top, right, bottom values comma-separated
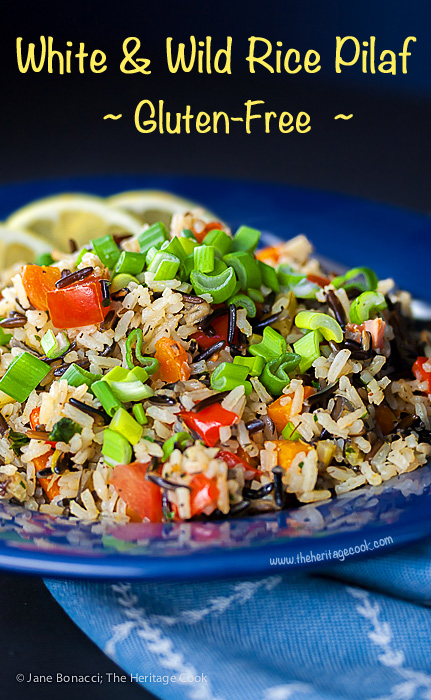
(293, 330, 323, 373)
(295, 311, 343, 343)
(41, 330, 70, 359)
(161, 236, 188, 263)
(92, 380, 123, 417)
(233, 355, 265, 376)
(249, 326, 287, 360)
(91, 234, 121, 269)
(210, 362, 252, 394)
(63, 363, 102, 388)
(0, 352, 50, 402)
(247, 288, 264, 303)
(223, 252, 262, 290)
(282, 421, 301, 441)
(333, 267, 378, 293)
(110, 407, 143, 445)
(162, 431, 192, 461)
(125, 329, 160, 373)
(49, 417, 82, 443)
(178, 236, 198, 256)
(208, 258, 228, 276)
(0, 322, 12, 347)
(110, 273, 139, 293)
(278, 265, 319, 298)
(258, 260, 280, 293)
(102, 427, 132, 467)
(232, 225, 261, 253)
(180, 228, 196, 239)
(202, 229, 232, 257)
(127, 366, 149, 383)
(194, 244, 215, 273)
(190, 267, 237, 304)
(138, 221, 169, 255)
(227, 294, 257, 318)
(148, 252, 180, 281)
(115, 251, 146, 276)
(132, 403, 147, 425)
(104, 366, 129, 383)
(145, 245, 160, 266)
(260, 353, 301, 396)
(35, 252, 55, 266)
(349, 291, 387, 324)
(109, 380, 153, 402)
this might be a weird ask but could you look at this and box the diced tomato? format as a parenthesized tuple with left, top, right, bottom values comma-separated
(29, 407, 57, 447)
(193, 221, 223, 244)
(267, 386, 315, 433)
(412, 357, 431, 394)
(46, 275, 109, 329)
(21, 265, 61, 310)
(109, 461, 164, 523)
(306, 273, 330, 287)
(181, 404, 239, 447)
(189, 473, 219, 516)
(154, 337, 191, 383)
(217, 449, 263, 480)
(33, 451, 60, 501)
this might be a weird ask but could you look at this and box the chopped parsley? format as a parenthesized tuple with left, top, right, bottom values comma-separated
(49, 418, 82, 443)
(9, 430, 30, 456)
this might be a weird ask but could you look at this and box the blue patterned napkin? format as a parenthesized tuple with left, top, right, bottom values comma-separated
(44, 540, 431, 700)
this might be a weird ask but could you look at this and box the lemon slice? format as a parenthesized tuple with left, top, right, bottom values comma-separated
(107, 190, 218, 228)
(0, 225, 52, 269)
(6, 194, 142, 252)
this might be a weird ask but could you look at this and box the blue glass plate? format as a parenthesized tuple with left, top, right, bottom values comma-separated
(0, 175, 429, 580)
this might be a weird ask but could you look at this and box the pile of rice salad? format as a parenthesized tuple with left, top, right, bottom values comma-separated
(0, 209, 429, 523)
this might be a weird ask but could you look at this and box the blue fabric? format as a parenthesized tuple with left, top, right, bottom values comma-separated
(45, 540, 431, 700)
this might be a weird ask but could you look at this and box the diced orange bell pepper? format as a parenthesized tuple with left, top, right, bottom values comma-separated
(255, 244, 286, 265)
(306, 273, 331, 287)
(272, 440, 312, 470)
(21, 265, 61, 310)
(267, 386, 315, 433)
(33, 450, 60, 501)
(154, 337, 191, 383)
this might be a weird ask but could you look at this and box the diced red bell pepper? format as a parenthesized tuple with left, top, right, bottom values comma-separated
(192, 313, 237, 350)
(189, 473, 219, 516)
(217, 450, 263, 480)
(181, 404, 239, 447)
(21, 265, 61, 310)
(109, 461, 164, 523)
(412, 357, 431, 394)
(46, 275, 110, 329)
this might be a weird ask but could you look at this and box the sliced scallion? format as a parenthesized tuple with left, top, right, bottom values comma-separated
(190, 267, 237, 303)
(137, 221, 169, 255)
(132, 403, 147, 425)
(115, 251, 146, 276)
(0, 352, 50, 402)
(194, 244, 215, 273)
(109, 380, 153, 402)
(233, 355, 265, 376)
(92, 380, 123, 417)
(349, 291, 387, 324)
(102, 428, 132, 467)
(91, 234, 121, 269)
(63, 363, 102, 388)
(295, 311, 343, 343)
(249, 326, 287, 361)
(293, 330, 323, 373)
(232, 225, 261, 253)
(148, 252, 180, 281)
(41, 330, 70, 359)
(210, 362, 252, 394)
(110, 407, 143, 445)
